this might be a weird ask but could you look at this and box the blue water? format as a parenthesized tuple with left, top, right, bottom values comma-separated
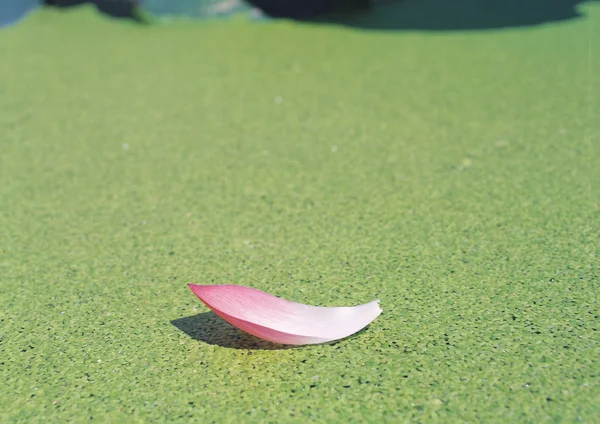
(0, 0, 41, 28)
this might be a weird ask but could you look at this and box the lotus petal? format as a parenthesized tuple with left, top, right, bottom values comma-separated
(187, 284, 382, 345)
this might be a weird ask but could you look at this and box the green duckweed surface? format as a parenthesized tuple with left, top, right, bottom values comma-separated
(1, 4, 599, 422)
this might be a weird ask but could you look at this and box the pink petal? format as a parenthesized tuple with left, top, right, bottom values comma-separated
(187, 284, 382, 345)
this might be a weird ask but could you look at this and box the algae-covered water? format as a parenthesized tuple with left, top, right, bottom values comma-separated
(1, 3, 599, 422)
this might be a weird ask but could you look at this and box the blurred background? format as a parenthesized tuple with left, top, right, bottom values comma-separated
(2, 0, 597, 28)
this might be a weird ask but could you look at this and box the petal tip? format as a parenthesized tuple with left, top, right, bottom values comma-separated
(188, 283, 207, 291)
(187, 284, 210, 300)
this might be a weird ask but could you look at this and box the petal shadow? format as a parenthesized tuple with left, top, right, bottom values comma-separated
(171, 312, 295, 350)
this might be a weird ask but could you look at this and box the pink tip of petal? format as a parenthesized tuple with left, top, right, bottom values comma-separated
(187, 284, 382, 346)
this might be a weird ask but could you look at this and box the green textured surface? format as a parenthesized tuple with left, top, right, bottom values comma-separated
(1, 4, 599, 422)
